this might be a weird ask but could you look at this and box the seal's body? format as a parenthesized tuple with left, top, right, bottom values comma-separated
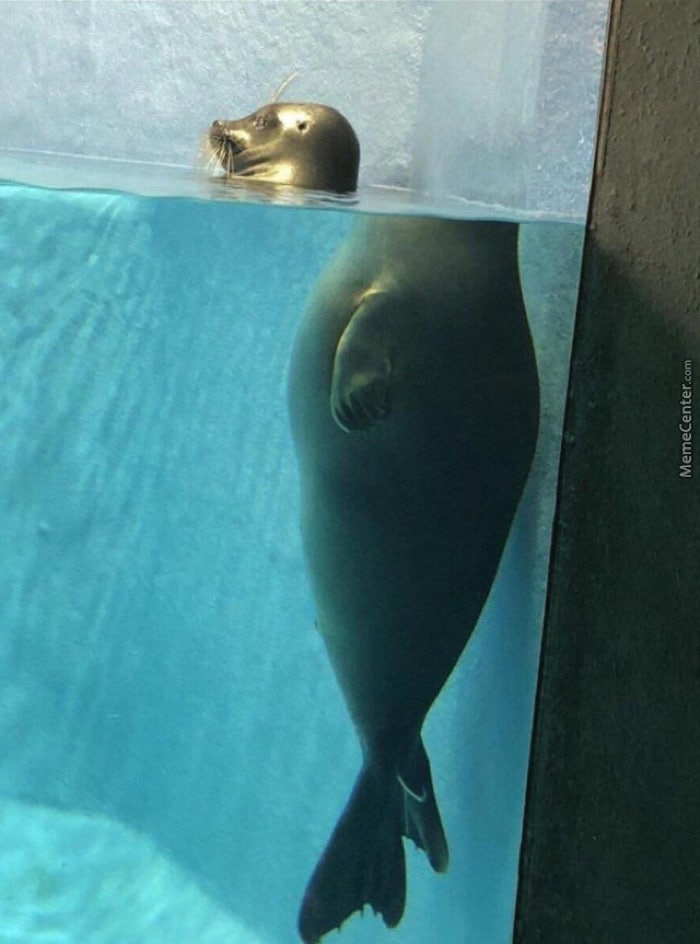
(288, 215, 539, 942)
(205, 99, 539, 942)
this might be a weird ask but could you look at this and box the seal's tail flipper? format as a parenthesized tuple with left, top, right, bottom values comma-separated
(298, 764, 406, 944)
(399, 737, 450, 873)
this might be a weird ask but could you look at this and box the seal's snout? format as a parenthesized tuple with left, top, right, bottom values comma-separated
(203, 119, 247, 176)
(208, 118, 246, 166)
(209, 121, 244, 154)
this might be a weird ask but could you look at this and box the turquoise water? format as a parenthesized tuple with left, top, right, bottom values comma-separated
(0, 181, 584, 944)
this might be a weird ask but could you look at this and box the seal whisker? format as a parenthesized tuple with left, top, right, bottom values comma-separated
(197, 133, 218, 174)
(272, 69, 301, 102)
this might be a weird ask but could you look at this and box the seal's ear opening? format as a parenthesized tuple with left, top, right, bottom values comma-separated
(297, 119, 310, 133)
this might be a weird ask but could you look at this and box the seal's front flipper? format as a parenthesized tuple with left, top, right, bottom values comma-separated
(298, 763, 406, 944)
(330, 291, 395, 432)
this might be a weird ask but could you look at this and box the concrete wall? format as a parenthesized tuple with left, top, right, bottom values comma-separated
(516, 1, 700, 940)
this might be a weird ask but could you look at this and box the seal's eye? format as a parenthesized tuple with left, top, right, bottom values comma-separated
(297, 120, 309, 132)
(253, 114, 267, 130)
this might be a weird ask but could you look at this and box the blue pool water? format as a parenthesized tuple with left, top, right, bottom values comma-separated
(0, 180, 584, 944)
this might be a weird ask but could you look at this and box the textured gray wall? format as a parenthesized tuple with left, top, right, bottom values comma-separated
(0, 0, 608, 216)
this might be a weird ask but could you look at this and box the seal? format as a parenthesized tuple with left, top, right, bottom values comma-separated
(288, 215, 539, 943)
(205, 102, 360, 193)
(203, 98, 539, 941)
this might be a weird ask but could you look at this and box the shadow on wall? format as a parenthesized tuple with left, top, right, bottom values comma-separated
(412, 0, 608, 215)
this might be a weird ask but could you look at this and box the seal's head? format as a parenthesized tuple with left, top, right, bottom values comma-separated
(206, 102, 359, 194)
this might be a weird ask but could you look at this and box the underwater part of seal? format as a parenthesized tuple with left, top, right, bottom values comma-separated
(288, 214, 540, 943)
